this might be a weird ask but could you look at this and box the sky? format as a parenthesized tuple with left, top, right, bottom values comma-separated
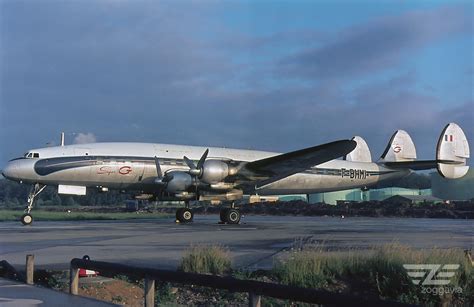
(0, 0, 472, 166)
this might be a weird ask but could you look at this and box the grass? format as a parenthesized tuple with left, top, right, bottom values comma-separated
(0, 209, 170, 222)
(273, 243, 473, 305)
(179, 245, 231, 275)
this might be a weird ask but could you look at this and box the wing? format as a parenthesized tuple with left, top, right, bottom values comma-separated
(239, 140, 356, 188)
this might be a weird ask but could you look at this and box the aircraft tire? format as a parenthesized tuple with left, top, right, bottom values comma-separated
(219, 208, 228, 222)
(20, 213, 33, 226)
(176, 208, 184, 221)
(177, 208, 193, 223)
(225, 208, 241, 224)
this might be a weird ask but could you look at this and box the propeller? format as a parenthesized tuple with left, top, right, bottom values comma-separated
(183, 149, 210, 200)
(183, 149, 209, 177)
(154, 156, 162, 178)
(154, 156, 172, 185)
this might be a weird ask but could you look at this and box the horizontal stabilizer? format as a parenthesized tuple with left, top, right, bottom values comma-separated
(380, 130, 417, 162)
(344, 136, 372, 162)
(384, 159, 462, 171)
(436, 123, 470, 178)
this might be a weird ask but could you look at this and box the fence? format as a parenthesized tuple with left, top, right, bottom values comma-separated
(70, 257, 414, 307)
(0, 256, 415, 306)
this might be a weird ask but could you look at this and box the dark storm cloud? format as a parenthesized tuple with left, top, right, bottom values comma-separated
(205, 71, 473, 161)
(0, 1, 472, 168)
(279, 5, 471, 80)
(0, 0, 236, 161)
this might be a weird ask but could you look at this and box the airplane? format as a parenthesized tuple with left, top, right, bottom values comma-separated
(1, 123, 470, 226)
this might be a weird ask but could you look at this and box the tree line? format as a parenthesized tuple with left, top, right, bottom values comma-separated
(0, 179, 130, 208)
(0, 172, 432, 208)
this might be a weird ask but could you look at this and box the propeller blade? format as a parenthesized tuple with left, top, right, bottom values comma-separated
(183, 156, 197, 170)
(154, 156, 163, 178)
(197, 149, 209, 169)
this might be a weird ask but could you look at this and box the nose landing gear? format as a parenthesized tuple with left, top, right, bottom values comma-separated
(21, 183, 46, 225)
(20, 213, 34, 226)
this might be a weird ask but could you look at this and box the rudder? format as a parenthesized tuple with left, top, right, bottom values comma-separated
(437, 123, 470, 178)
(380, 130, 417, 162)
(344, 136, 372, 162)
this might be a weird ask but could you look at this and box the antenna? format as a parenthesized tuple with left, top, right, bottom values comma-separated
(60, 132, 65, 146)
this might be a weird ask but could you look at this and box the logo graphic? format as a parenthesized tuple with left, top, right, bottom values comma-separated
(97, 166, 114, 175)
(393, 145, 402, 153)
(403, 264, 460, 285)
(119, 166, 133, 175)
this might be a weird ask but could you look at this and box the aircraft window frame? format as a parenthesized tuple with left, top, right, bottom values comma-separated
(33, 153, 40, 158)
(27, 153, 33, 158)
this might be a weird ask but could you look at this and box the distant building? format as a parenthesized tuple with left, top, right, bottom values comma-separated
(309, 188, 430, 205)
(383, 195, 443, 205)
(309, 189, 368, 205)
(430, 168, 474, 200)
(369, 188, 431, 201)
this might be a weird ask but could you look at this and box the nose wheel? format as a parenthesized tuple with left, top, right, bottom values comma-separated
(20, 214, 33, 226)
(20, 183, 46, 226)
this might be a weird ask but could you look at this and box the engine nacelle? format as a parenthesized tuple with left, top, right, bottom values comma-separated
(199, 189, 243, 201)
(200, 160, 230, 184)
(165, 171, 193, 193)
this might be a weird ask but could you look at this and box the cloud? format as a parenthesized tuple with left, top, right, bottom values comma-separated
(279, 5, 471, 80)
(73, 133, 97, 144)
(0, 1, 472, 167)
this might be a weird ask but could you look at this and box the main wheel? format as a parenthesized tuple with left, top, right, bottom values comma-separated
(176, 208, 193, 223)
(176, 208, 184, 221)
(20, 213, 33, 226)
(224, 208, 241, 224)
(220, 208, 229, 222)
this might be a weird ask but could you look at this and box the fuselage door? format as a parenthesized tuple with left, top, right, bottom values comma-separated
(72, 148, 92, 183)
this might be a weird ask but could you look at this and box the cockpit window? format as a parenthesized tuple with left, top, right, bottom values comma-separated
(24, 152, 39, 158)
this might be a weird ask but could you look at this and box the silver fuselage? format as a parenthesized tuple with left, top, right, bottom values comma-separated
(2, 142, 408, 196)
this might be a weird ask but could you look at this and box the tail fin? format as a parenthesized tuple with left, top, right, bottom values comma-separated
(380, 130, 417, 162)
(344, 136, 372, 162)
(436, 123, 470, 178)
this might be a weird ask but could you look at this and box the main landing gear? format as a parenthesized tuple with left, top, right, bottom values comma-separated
(21, 183, 46, 226)
(176, 207, 194, 223)
(174, 202, 241, 224)
(219, 203, 241, 224)
(175, 201, 194, 223)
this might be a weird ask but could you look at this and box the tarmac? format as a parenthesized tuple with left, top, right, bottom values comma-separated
(0, 215, 473, 271)
(0, 278, 116, 306)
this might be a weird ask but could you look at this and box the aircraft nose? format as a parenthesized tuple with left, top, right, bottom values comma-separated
(2, 160, 19, 180)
